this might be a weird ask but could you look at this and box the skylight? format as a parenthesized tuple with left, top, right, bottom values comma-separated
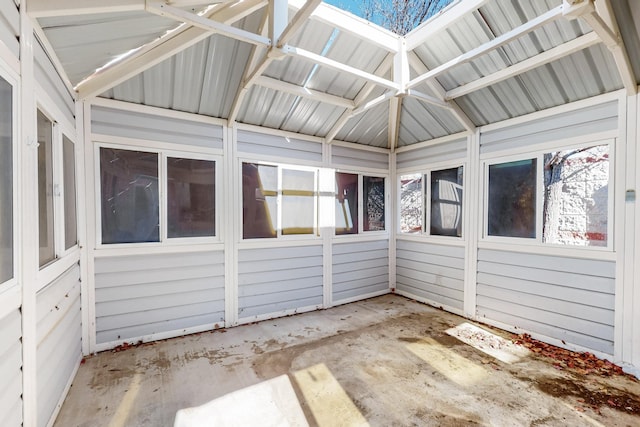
(323, 0, 455, 35)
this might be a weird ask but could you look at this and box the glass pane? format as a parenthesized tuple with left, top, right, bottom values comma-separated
(363, 176, 385, 231)
(400, 173, 422, 233)
(335, 172, 358, 235)
(37, 111, 55, 266)
(243, 163, 277, 238)
(167, 158, 215, 238)
(63, 136, 77, 250)
(431, 167, 463, 237)
(100, 148, 159, 244)
(488, 159, 537, 238)
(543, 145, 609, 246)
(0, 77, 12, 282)
(282, 169, 315, 235)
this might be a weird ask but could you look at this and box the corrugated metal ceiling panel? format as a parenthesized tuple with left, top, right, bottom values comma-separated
(336, 88, 390, 147)
(612, 0, 640, 84)
(398, 97, 466, 146)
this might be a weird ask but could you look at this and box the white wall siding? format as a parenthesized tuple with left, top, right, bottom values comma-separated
(36, 264, 82, 427)
(34, 39, 75, 125)
(0, 0, 18, 58)
(91, 105, 224, 149)
(0, 306, 22, 427)
(331, 145, 389, 170)
(332, 240, 389, 303)
(476, 249, 615, 355)
(396, 138, 467, 170)
(238, 245, 323, 319)
(237, 130, 323, 163)
(396, 240, 465, 311)
(95, 251, 225, 344)
(480, 100, 618, 154)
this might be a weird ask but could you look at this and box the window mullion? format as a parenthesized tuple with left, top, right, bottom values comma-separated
(160, 153, 167, 243)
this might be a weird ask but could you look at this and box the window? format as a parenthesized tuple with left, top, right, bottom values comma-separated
(335, 172, 386, 235)
(99, 147, 217, 245)
(63, 136, 78, 250)
(487, 159, 537, 238)
(399, 167, 464, 237)
(431, 167, 463, 237)
(167, 158, 216, 238)
(100, 148, 159, 244)
(38, 111, 56, 266)
(484, 142, 611, 247)
(364, 176, 385, 231)
(242, 162, 317, 239)
(0, 76, 12, 284)
(335, 172, 358, 235)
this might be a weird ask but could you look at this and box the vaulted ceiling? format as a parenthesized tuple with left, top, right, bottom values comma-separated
(29, 0, 640, 149)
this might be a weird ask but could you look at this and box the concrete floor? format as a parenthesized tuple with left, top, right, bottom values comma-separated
(55, 295, 640, 427)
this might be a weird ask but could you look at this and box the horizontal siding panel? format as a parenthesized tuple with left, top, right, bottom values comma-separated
(396, 138, 467, 169)
(395, 240, 465, 310)
(35, 40, 75, 125)
(97, 312, 223, 344)
(36, 265, 82, 427)
(480, 100, 618, 154)
(333, 240, 389, 302)
(96, 276, 224, 302)
(332, 145, 389, 170)
(476, 272, 613, 310)
(92, 105, 224, 149)
(477, 249, 615, 278)
(237, 130, 322, 162)
(476, 249, 615, 356)
(95, 251, 225, 344)
(477, 306, 613, 355)
(0, 306, 22, 427)
(238, 246, 324, 318)
(0, 0, 18, 57)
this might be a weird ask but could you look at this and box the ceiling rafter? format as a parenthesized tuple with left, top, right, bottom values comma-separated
(406, 5, 564, 90)
(76, 0, 267, 99)
(325, 54, 394, 143)
(445, 32, 600, 100)
(407, 52, 475, 133)
(253, 76, 355, 109)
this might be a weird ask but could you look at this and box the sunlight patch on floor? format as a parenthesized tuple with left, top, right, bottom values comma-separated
(108, 373, 142, 427)
(406, 337, 489, 387)
(173, 375, 308, 427)
(446, 322, 530, 364)
(293, 363, 369, 427)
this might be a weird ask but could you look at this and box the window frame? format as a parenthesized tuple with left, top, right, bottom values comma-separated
(0, 68, 17, 290)
(240, 158, 320, 241)
(481, 139, 614, 251)
(397, 161, 466, 242)
(334, 169, 389, 238)
(96, 142, 221, 248)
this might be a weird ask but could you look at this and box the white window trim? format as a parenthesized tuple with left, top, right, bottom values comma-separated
(239, 158, 321, 242)
(480, 139, 615, 252)
(95, 142, 222, 249)
(333, 169, 389, 239)
(397, 161, 467, 243)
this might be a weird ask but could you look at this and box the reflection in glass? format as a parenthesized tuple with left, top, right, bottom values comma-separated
(364, 176, 385, 231)
(431, 167, 463, 237)
(0, 77, 12, 282)
(243, 163, 277, 238)
(100, 148, 159, 244)
(400, 173, 422, 233)
(543, 145, 609, 246)
(38, 111, 55, 266)
(335, 172, 358, 235)
(282, 169, 315, 235)
(488, 159, 537, 238)
(168, 158, 215, 238)
(63, 136, 77, 249)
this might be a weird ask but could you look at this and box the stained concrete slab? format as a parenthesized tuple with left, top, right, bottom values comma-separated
(54, 295, 640, 427)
